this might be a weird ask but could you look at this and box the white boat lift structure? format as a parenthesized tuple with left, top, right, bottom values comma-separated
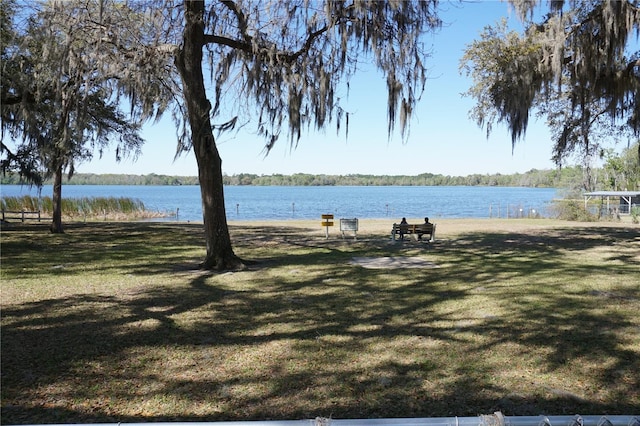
(583, 190, 640, 214)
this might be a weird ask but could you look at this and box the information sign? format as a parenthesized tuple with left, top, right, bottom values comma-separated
(340, 218, 358, 240)
(321, 214, 334, 238)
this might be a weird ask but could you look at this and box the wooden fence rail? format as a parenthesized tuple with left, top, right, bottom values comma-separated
(1, 209, 42, 222)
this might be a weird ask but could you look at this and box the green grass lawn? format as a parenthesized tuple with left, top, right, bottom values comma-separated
(1, 220, 638, 423)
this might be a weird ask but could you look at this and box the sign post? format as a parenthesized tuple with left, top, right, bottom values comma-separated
(340, 218, 359, 240)
(321, 214, 334, 239)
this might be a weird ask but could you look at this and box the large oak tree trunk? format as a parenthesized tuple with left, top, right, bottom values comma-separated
(49, 162, 64, 234)
(176, 0, 243, 270)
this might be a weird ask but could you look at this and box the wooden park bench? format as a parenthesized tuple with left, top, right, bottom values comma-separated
(391, 222, 436, 242)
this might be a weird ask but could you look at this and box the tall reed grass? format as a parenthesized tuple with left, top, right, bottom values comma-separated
(1, 195, 158, 219)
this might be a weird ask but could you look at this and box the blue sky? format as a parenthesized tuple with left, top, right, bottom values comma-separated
(77, 1, 563, 177)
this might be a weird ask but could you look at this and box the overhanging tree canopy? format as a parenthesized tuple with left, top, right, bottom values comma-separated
(3, 0, 443, 269)
(116, 0, 442, 270)
(461, 0, 640, 168)
(1, 0, 177, 232)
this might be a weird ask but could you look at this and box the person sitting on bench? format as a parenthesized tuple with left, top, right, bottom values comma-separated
(420, 217, 431, 240)
(399, 217, 408, 240)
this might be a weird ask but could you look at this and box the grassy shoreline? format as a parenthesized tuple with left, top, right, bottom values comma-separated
(2, 219, 639, 422)
(1, 195, 170, 222)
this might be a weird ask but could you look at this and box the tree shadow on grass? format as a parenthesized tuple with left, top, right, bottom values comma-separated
(1, 223, 638, 423)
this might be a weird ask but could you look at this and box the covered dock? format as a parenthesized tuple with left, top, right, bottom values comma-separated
(583, 190, 640, 214)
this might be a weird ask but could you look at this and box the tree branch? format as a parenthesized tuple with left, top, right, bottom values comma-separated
(281, 25, 329, 62)
(627, 57, 640, 73)
(1, 93, 24, 106)
(0, 141, 43, 186)
(202, 19, 329, 64)
(204, 0, 336, 64)
(202, 34, 252, 53)
(220, 0, 252, 44)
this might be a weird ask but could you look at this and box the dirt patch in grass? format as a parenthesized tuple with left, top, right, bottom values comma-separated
(350, 256, 439, 269)
(1, 219, 639, 423)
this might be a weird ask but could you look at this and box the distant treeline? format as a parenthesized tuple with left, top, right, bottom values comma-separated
(1, 167, 586, 188)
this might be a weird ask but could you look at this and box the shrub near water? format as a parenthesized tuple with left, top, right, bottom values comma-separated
(551, 199, 598, 221)
(632, 206, 640, 224)
(1, 195, 161, 220)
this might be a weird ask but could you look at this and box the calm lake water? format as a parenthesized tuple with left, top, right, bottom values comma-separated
(1, 184, 560, 222)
